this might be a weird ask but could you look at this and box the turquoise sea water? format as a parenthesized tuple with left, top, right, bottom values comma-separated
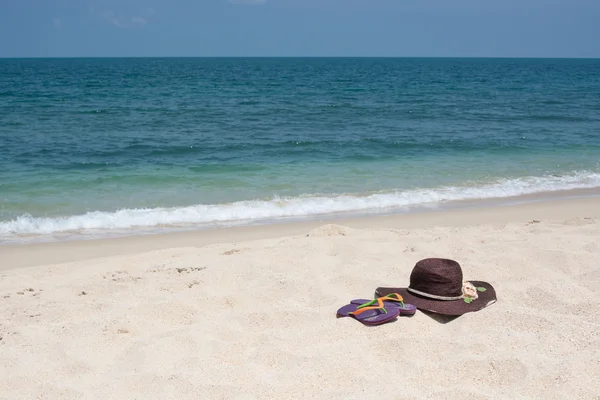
(1, 58, 599, 241)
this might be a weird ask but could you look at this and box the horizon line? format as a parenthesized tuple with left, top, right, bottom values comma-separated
(1, 55, 600, 60)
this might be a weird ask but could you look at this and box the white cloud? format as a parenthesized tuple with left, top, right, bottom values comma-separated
(109, 15, 125, 28)
(228, 0, 267, 5)
(91, 6, 153, 28)
(52, 17, 63, 29)
(132, 17, 147, 25)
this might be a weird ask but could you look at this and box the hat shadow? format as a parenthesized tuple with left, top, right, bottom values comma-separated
(420, 310, 461, 324)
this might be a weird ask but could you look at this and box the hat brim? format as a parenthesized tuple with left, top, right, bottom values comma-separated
(375, 281, 497, 316)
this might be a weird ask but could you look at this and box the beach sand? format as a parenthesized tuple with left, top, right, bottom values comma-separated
(1, 198, 600, 399)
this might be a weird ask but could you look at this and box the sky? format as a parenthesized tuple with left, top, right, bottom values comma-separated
(0, 0, 599, 58)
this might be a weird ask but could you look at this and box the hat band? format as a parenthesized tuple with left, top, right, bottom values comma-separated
(407, 287, 463, 301)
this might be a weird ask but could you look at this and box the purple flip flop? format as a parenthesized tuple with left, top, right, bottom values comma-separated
(336, 303, 400, 325)
(350, 299, 417, 316)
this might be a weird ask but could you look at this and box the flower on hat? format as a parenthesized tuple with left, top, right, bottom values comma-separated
(462, 281, 487, 303)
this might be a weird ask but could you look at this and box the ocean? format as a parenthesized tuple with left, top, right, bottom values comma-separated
(1, 57, 599, 242)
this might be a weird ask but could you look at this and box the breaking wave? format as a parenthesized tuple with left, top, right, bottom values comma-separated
(2, 171, 600, 238)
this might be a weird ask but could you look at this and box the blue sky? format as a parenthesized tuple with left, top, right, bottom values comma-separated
(0, 0, 599, 57)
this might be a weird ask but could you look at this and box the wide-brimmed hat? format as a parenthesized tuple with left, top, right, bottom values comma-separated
(375, 258, 497, 316)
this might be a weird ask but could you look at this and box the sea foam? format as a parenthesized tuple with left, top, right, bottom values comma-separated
(1, 171, 600, 238)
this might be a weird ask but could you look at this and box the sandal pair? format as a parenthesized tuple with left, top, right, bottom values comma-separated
(336, 293, 417, 326)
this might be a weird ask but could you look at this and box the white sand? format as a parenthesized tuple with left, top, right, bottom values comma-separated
(1, 198, 600, 399)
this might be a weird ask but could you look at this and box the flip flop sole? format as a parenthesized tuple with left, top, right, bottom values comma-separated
(350, 299, 417, 315)
(358, 308, 400, 325)
(336, 303, 400, 325)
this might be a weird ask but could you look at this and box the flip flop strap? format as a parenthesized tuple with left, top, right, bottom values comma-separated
(384, 293, 404, 302)
(383, 293, 405, 307)
(349, 298, 387, 315)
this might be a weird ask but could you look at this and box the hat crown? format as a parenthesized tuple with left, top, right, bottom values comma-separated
(409, 258, 463, 298)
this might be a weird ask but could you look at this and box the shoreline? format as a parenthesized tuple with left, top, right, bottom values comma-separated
(2, 195, 599, 270)
(3, 184, 600, 244)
